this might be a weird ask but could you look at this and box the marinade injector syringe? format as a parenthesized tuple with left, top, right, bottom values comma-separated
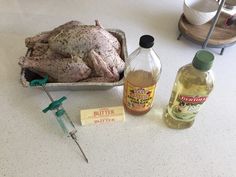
(30, 76, 88, 163)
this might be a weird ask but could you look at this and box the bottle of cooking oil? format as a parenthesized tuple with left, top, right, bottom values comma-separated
(123, 35, 161, 115)
(164, 50, 215, 129)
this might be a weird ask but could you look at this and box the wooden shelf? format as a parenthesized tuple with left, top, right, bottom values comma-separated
(178, 13, 236, 48)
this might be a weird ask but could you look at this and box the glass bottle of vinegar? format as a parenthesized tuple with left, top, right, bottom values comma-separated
(123, 35, 162, 115)
(164, 50, 215, 129)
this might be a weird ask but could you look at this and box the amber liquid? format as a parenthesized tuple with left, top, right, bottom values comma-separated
(123, 70, 157, 115)
(164, 64, 214, 129)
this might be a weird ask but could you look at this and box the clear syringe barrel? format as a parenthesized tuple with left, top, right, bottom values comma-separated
(54, 109, 77, 136)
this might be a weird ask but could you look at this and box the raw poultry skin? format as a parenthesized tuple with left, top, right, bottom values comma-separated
(25, 21, 83, 48)
(19, 47, 91, 83)
(19, 20, 125, 83)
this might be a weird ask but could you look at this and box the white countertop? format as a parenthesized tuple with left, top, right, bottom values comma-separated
(1, 0, 236, 177)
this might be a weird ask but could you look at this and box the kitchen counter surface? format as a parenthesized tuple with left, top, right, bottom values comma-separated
(1, 0, 236, 177)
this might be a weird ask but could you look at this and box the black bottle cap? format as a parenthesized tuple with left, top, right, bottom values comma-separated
(139, 35, 154, 48)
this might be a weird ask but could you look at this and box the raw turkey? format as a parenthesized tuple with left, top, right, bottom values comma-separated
(19, 20, 125, 83)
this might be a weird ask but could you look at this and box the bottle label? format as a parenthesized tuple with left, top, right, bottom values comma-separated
(170, 95, 207, 121)
(124, 82, 156, 112)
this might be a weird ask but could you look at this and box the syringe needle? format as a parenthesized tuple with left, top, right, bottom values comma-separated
(70, 134, 89, 163)
(73, 138, 89, 163)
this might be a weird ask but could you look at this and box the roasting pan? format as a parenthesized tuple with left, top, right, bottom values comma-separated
(20, 29, 128, 90)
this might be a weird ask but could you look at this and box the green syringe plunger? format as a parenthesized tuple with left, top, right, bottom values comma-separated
(43, 96, 67, 113)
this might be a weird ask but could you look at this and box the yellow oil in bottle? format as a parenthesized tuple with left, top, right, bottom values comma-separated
(123, 70, 157, 115)
(164, 50, 214, 129)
